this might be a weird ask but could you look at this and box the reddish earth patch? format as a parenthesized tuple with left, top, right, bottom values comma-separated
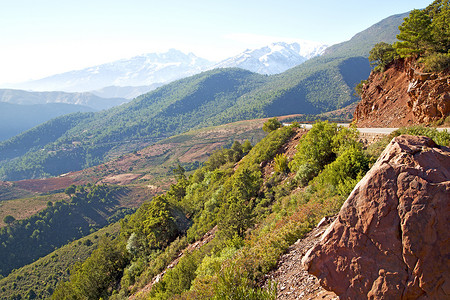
(178, 142, 224, 162)
(5, 118, 268, 196)
(13, 172, 87, 193)
(97, 173, 142, 185)
(354, 58, 450, 127)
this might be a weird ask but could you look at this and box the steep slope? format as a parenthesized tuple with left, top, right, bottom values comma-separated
(354, 58, 450, 127)
(0, 223, 121, 300)
(324, 12, 407, 58)
(303, 135, 450, 299)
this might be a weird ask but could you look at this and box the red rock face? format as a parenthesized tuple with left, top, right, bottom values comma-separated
(353, 58, 450, 127)
(302, 135, 450, 299)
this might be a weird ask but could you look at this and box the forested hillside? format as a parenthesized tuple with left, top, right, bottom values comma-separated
(0, 184, 134, 277)
(0, 13, 406, 181)
(45, 121, 450, 299)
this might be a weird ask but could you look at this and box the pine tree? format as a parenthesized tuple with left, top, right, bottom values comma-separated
(394, 9, 432, 57)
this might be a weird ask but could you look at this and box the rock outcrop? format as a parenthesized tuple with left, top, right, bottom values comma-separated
(353, 58, 450, 127)
(302, 135, 450, 299)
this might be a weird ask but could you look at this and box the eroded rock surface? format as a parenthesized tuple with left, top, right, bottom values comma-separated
(353, 58, 450, 127)
(303, 135, 450, 299)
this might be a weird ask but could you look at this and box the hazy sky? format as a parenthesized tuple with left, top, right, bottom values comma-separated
(0, 0, 432, 85)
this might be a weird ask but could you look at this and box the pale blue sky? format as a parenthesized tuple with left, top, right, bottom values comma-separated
(0, 0, 432, 84)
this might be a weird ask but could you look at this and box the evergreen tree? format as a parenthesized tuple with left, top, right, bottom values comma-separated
(394, 9, 432, 57)
(427, 0, 450, 52)
(262, 118, 282, 133)
(369, 42, 397, 71)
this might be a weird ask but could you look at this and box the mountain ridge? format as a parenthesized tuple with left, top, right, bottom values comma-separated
(5, 42, 327, 99)
(0, 13, 406, 181)
(212, 41, 327, 75)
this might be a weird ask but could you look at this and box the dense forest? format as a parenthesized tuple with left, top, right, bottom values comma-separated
(0, 184, 133, 277)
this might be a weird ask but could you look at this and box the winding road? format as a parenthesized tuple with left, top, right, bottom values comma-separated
(299, 124, 450, 134)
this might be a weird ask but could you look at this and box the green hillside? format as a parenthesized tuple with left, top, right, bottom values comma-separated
(0, 13, 406, 181)
(0, 222, 121, 300)
(46, 122, 449, 300)
(0, 89, 127, 110)
(324, 12, 407, 58)
(0, 184, 135, 277)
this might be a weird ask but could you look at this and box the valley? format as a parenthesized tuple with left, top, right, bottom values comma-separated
(1, 3, 449, 299)
(0, 11, 404, 182)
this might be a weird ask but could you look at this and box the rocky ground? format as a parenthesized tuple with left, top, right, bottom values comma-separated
(264, 216, 338, 300)
(354, 58, 450, 127)
(303, 135, 450, 299)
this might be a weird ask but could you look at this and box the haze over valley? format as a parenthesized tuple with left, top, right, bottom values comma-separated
(1, 1, 448, 299)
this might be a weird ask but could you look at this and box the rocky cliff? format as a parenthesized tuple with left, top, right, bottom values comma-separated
(302, 135, 450, 299)
(353, 58, 450, 127)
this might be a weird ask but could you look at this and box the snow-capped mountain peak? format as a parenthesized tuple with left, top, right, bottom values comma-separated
(6, 41, 327, 99)
(10, 49, 212, 93)
(214, 41, 327, 75)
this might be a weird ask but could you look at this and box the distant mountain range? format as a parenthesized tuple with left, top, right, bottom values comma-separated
(213, 41, 327, 75)
(6, 49, 211, 97)
(0, 42, 326, 139)
(0, 89, 126, 110)
(5, 42, 327, 99)
(0, 12, 407, 181)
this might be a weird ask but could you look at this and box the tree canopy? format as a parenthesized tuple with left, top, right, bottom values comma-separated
(393, 0, 450, 57)
(367, 1, 450, 72)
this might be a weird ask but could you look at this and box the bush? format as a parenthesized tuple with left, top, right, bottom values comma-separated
(3, 215, 15, 224)
(369, 42, 397, 71)
(421, 52, 450, 72)
(314, 146, 371, 196)
(262, 118, 282, 133)
(294, 162, 318, 187)
(393, 126, 450, 146)
(289, 121, 335, 171)
(354, 80, 368, 97)
(273, 153, 289, 173)
(212, 263, 277, 300)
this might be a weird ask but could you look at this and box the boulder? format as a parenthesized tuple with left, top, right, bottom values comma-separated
(302, 135, 450, 299)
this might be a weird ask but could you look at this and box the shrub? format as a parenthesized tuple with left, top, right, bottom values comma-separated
(354, 80, 368, 97)
(314, 146, 371, 196)
(213, 263, 277, 300)
(294, 162, 318, 187)
(3, 215, 15, 225)
(262, 118, 282, 133)
(289, 121, 339, 173)
(369, 42, 397, 71)
(273, 153, 289, 173)
(421, 52, 450, 72)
